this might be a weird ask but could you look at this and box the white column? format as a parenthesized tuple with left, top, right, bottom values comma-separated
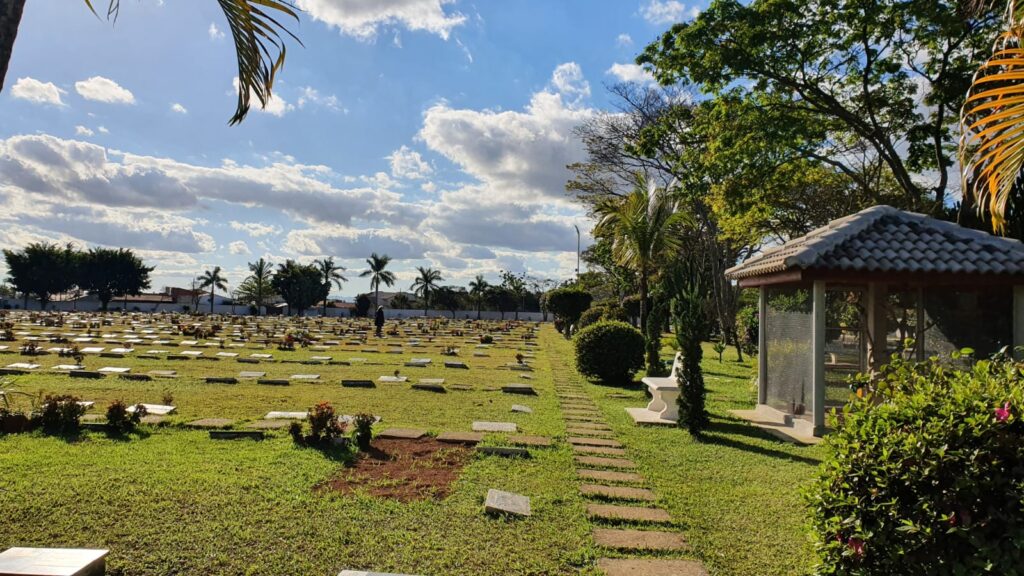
(1015, 286, 1024, 360)
(758, 285, 767, 405)
(812, 280, 826, 436)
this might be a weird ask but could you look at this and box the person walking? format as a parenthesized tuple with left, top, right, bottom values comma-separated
(374, 305, 385, 337)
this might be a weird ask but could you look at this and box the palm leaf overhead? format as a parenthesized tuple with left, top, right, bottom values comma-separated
(960, 0, 1024, 232)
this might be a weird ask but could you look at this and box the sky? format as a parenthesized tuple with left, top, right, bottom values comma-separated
(0, 0, 704, 299)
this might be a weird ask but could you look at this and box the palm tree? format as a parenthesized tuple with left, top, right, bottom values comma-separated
(246, 258, 273, 315)
(468, 274, 489, 320)
(198, 266, 228, 315)
(961, 0, 1024, 233)
(359, 253, 396, 309)
(315, 257, 347, 316)
(0, 1, 300, 124)
(410, 266, 444, 317)
(594, 174, 691, 372)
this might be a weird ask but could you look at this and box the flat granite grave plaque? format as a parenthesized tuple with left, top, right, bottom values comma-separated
(0, 547, 109, 576)
(69, 370, 104, 379)
(265, 411, 307, 420)
(98, 367, 130, 374)
(444, 361, 469, 369)
(238, 371, 266, 379)
(436, 431, 483, 445)
(119, 374, 152, 382)
(511, 404, 533, 414)
(290, 374, 321, 380)
(205, 377, 238, 384)
(484, 489, 531, 517)
(377, 375, 408, 383)
(341, 379, 375, 388)
(148, 370, 177, 378)
(377, 428, 427, 439)
(258, 378, 290, 386)
(501, 384, 536, 395)
(129, 403, 176, 415)
(472, 421, 517, 433)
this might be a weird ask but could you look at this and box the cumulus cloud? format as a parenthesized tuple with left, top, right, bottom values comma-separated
(296, 86, 345, 113)
(74, 76, 135, 104)
(230, 221, 282, 237)
(616, 33, 633, 47)
(284, 226, 438, 260)
(228, 240, 251, 255)
(11, 77, 66, 106)
(550, 62, 591, 103)
(170, 102, 188, 114)
(208, 22, 225, 40)
(640, 0, 700, 25)
(297, 0, 467, 41)
(606, 62, 657, 85)
(75, 126, 94, 137)
(387, 145, 432, 179)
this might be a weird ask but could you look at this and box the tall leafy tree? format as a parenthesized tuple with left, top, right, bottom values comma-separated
(2, 242, 77, 310)
(594, 175, 691, 373)
(78, 247, 154, 311)
(410, 266, 443, 317)
(468, 274, 490, 319)
(271, 260, 326, 317)
(0, 0, 301, 124)
(197, 266, 228, 314)
(314, 257, 347, 316)
(244, 258, 274, 316)
(500, 271, 528, 320)
(359, 253, 396, 309)
(433, 286, 467, 319)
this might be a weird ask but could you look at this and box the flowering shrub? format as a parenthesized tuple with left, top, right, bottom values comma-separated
(307, 401, 344, 444)
(807, 350, 1024, 575)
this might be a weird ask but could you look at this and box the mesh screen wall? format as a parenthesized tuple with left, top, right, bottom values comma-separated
(923, 286, 1013, 360)
(765, 286, 813, 419)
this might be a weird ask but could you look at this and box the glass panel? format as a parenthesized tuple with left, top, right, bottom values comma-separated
(765, 286, 813, 420)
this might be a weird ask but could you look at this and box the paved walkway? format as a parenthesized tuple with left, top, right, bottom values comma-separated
(549, 353, 709, 576)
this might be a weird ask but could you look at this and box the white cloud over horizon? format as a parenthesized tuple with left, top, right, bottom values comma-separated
(297, 0, 467, 41)
(74, 76, 136, 104)
(10, 77, 65, 106)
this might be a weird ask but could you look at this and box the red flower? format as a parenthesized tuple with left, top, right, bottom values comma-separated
(847, 537, 865, 557)
(995, 401, 1011, 422)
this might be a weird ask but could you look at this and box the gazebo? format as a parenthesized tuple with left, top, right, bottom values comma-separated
(725, 205, 1024, 441)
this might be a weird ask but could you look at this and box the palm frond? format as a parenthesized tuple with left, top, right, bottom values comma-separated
(961, 29, 1024, 232)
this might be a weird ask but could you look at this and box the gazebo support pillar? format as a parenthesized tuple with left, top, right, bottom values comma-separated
(866, 282, 887, 372)
(1015, 286, 1024, 360)
(812, 280, 826, 436)
(757, 286, 767, 405)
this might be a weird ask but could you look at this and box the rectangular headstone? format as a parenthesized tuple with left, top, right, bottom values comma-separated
(484, 489, 531, 517)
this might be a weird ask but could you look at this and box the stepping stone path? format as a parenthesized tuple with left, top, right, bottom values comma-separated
(546, 348, 704, 574)
(472, 421, 517, 433)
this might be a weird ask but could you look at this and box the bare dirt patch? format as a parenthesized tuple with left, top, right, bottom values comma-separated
(318, 438, 473, 502)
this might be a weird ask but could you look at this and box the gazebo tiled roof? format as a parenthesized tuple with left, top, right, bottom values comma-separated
(726, 205, 1024, 281)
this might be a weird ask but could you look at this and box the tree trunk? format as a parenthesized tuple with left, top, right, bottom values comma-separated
(374, 285, 379, 309)
(0, 0, 27, 93)
(209, 288, 214, 314)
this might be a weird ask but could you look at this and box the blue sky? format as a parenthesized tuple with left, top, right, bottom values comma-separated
(0, 0, 703, 298)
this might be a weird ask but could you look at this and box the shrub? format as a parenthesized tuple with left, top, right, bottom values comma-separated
(288, 421, 304, 444)
(105, 400, 144, 436)
(307, 401, 344, 444)
(672, 285, 709, 434)
(36, 394, 86, 435)
(807, 351, 1024, 575)
(546, 287, 593, 337)
(480, 334, 493, 344)
(577, 307, 605, 329)
(573, 320, 644, 385)
(352, 413, 375, 451)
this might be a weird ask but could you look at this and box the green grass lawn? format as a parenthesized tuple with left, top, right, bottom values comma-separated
(545, 333, 824, 576)
(1, 319, 823, 575)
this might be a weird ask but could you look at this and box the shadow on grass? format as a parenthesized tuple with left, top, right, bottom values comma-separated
(695, 418, 824, 467)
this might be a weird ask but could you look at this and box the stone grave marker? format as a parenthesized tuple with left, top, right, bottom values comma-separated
(484, 489, 531, 517)
(472, 421, 517, 433)
(511, 404, 533, 414)
(265, 411, 307, 419)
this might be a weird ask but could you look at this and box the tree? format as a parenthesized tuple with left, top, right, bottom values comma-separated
(244, 258, 274, 316)
(197, 266, 228, 314)
(487, 286, 517, 320)
(0, 0, 301, 124)
(2, 242, 77, 310)
(314, 257, 347, 316)
(354, 294, 372, 317)
(271, 260, 325, 317)
(434, 286, 466, 319)
(638, 0, 1001, 215)
(468, 274, 490, 319)
(359, 253, 396, 309)
(545, 287, 593, 337)
(410, 266, 443, 317)
(960, 0, 1024, 234)
(389, 291, 412, 309)
(593, 174, 691, 373)
(78, 247, 153, 311)
(499, 271, 527, 320)
(672, 281, 710, 434)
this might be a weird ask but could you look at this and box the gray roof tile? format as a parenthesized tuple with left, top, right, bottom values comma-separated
(726, 205, 1024, 279)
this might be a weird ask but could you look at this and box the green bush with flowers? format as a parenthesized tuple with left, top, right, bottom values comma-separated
(807, 347, 1024, 575)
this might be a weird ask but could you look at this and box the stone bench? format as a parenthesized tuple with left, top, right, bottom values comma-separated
(626, 353, 681, 425)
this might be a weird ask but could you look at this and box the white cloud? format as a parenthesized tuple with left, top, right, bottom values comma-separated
(75, 126, 94, 137)
(10, 77, 65, 106)
(550, 62, 591, 103)
(297, 0, 466, 41)
(74, 76, 135, 104)
(208, 22, 225, 40)
(387, 145, 433, 179)
(606, 62, 657, 85)
(170, 102, 188, 114)
(616, 33, 633, 47)
(230, 221, 282, 238)
(284, 226, 438, 260)
(232, 77, 292, 116)
(228, 240, 251, 255)
(296, 86, 345, 113)
(97, 126, 109, 134)
(640, 0, 699, 25)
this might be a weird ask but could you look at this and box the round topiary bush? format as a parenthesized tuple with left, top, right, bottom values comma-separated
(807, 351, 1024, 575)
(573, 320, 644, 385)
(577, 307, 606, 329)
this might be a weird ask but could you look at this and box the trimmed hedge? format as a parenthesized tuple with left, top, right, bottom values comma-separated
(573, 320, 644, 385)
(807, 351, 1024, 575)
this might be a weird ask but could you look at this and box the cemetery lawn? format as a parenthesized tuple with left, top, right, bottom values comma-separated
(546, 333, 825, 576)
(0, 324, 599, 576)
